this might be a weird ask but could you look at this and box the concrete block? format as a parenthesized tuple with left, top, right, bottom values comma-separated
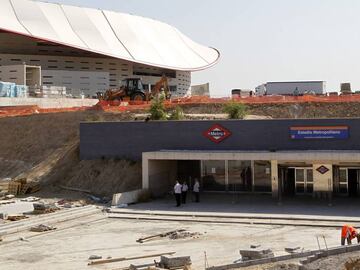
(0, 212, 8, 220)
(240, 248, 274, 261)
(247, 258, 272, 266)
(160, 255, 191, 269)
(111, 189, 146, 206)
(346, 244, 360, 252)
(307, 255, 317, 263)
(285, 246, 301, 253)
(270, 254, 293, 262)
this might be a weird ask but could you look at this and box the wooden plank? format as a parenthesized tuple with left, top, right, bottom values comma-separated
(88, 252, 176, 266)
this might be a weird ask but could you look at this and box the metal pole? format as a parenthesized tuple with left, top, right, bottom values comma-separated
(316, 236, 321, 251)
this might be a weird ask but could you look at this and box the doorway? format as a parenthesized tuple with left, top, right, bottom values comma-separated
(279, 168, 295, 196)
(348, 169, 359, 197)
(295, 168, 313, 195)
(338, 168, 360, 197)
(177, 160, 201, 188)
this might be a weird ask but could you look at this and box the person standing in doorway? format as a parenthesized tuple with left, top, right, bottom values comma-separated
(182, 182, 189, 204)
(174, 181, 182, 207)
(193, 179, 200, 203)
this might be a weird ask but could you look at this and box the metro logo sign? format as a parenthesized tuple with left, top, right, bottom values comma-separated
(203, 124, 232, 143)
(316, 165, 329, 175)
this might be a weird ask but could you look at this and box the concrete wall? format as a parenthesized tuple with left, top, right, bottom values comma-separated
(313, 164, 333, 192)
(0, 97, 98, 108)
(147, 160, 177, 197)
(80, 119, 360, 160)
(42, 70, 109, 97)
(0, 53, 191, 97)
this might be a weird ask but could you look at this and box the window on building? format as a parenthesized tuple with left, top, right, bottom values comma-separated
(202, 160, 226, 191)
(253, 161, 271, 192)
(228, 161, 252, 192)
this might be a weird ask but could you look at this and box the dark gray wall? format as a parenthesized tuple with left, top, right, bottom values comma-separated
(80, 119, 360, 160)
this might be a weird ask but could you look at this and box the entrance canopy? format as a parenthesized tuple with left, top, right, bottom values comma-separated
(143, 150, 360, 163)
(142, 150, 360, 198)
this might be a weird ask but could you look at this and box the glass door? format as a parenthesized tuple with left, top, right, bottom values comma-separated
(295, 168, 313, 195)
(339, 168, 348, 195)
(295, 169, 305, 194)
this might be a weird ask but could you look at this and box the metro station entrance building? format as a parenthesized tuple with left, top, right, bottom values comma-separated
(80, 119, 360, 199)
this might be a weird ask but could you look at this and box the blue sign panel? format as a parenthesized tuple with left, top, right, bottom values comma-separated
(290, 126, 349, 139)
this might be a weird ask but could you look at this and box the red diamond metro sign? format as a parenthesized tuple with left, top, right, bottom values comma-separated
(203, 124, 232, 143)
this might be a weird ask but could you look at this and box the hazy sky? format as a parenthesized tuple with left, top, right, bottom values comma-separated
(45, 0, 360, 97)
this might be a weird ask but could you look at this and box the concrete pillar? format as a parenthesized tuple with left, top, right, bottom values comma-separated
(271, 160, 279, 198)
(142, 158, 149, 189)
(313, 164, 333, 193)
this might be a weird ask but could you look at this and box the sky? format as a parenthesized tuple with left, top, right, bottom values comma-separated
(45, 0, 360, 97)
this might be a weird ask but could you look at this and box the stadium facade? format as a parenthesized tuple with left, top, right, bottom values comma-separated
(0, 0, 220, 97)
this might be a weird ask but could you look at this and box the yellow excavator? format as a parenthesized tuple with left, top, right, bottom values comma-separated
(97, 75, 171, 102)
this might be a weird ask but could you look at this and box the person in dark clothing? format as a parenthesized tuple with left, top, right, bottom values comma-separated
(181, 182, 188, 204)
(193, 179, 200, 203)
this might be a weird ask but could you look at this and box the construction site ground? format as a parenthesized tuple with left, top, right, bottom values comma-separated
(0, 198, 359, 270)
(3, 102, 360, 269)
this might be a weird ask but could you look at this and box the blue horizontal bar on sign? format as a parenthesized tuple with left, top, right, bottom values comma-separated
(290, 126, 349, 139)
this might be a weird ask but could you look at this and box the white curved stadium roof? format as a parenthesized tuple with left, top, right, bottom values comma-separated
(0, 0, 220, 71)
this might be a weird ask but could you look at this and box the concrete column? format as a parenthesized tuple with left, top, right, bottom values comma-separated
(271, 160, 279, 198)
(313, 164, 333, 193)
(142, 158, 149, 189)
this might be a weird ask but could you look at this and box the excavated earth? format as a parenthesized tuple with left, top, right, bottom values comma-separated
(1, 102, 360, 197)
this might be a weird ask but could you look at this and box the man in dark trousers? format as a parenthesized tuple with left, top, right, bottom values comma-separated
(193, 179, 200, 203)
(174, 181, 182, 207)
(181, 182, 189, 204)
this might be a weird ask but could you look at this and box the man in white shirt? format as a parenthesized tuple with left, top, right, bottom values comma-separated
(193, 179, 200, 203)
(181, 182, 189, 204)
(174, 181, 182, 207)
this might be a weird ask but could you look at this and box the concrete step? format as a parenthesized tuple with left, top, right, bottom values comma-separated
(109, 208, 360, 223)
(0, 205, 101, 235)
(108, 212, 360, 228)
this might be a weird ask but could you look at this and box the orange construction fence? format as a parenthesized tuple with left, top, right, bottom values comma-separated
(2, 94, 360, 118)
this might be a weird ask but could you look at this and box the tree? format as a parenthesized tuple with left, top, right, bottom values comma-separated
(149, 94, 167, 120)
(223, 102, 248, 119)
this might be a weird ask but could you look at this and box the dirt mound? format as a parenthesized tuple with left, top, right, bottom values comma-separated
(179, 102, 360, 119)
(46, 145, 142, 196)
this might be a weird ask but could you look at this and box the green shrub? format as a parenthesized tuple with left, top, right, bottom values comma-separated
(223, 102, 248, 119)
(149, 94, 167, 120)
(168, 106, 185, 120)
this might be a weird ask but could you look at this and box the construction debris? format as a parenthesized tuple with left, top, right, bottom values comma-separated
(20, 196, 40, 202)
(88, 255, 102, 260)
(136, 230, 201, 243)
(29, 224, 56, 232)
(168, 231, 202, 240)
(137, 230, 186, 243)
(88, 252, 176, 266)
(285, 246, 302, 254)
(0, 178, 40, 196)
(240, 246, 274, 261)
(32, 202, 59, 214)
(7, 215, 28, 221)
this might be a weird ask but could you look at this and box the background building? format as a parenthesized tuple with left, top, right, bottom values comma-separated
(256, 81, 326, 96)
(0, 0, 220, 98)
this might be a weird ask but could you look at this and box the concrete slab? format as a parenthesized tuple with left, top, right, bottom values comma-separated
(111, 194, 360, 223)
